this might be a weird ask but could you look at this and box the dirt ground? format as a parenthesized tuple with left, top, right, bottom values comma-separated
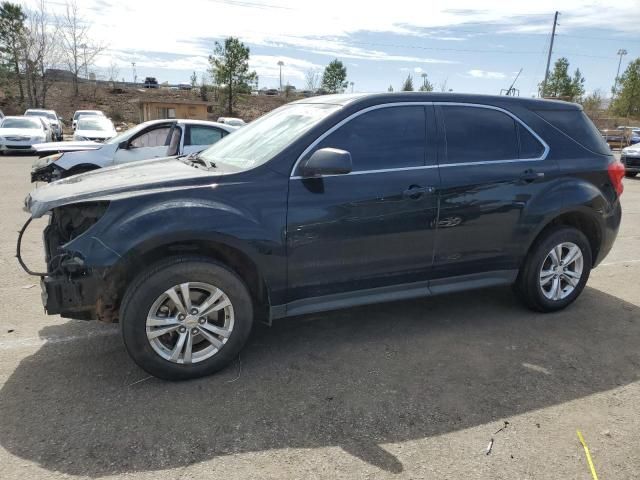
(0, 155, 639, 479)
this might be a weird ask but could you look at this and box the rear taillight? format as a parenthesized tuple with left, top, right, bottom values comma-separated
(608, 160, 625, 196)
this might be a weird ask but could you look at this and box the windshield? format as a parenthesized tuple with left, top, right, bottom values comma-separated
(1, 118, 41, 129)
(77, 118, 113, 131)
(26, 111, 56, 120)
(74, 111, 101, 120)
(199, 103, 340, 170)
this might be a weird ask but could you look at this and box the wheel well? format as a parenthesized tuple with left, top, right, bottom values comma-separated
(99, 240, 270, 324)
(532, 211, 602, 263)
(67, 163, 99, 173)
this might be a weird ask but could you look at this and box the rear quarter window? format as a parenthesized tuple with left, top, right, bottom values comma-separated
(534, 109, 611, 155)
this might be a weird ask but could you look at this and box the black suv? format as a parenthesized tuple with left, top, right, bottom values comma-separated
(21, 93, 624, 380)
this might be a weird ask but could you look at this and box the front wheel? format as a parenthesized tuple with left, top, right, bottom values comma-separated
(515, 226, 592, 312)
(625, 172, 637, 178)
(120, 257, 254, 380)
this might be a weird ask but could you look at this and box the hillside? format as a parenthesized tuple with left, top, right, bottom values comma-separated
(0, 80, 290, 125)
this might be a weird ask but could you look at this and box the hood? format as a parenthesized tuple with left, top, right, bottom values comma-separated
(26, 157, 219, 218)
(33, 140, 103, 153)
(74, 129, 116, 139)
(0, 128, 44, 138)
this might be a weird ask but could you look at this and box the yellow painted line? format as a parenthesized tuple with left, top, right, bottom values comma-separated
(577, 430, 599, 480)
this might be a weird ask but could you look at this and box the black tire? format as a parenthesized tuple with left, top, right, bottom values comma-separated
(514, 226, 592, 312)
(120, 256, 254, 380)
(625, 172, 637, 178)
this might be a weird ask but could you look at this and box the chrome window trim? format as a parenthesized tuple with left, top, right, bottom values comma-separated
(289, 101, 550, 180)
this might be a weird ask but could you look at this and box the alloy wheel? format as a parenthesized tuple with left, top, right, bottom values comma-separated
(539, 242, 584, 301)
(145, 282, 234, 364)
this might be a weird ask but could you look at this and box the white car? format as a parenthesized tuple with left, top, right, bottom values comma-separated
(73, 116, 117, 142)
(217, 116, 247, 127)
(31, 119, 237, 182)
(71, 110, 105, 130)
(0, 116, 52, 154)
(621, 143, 640, 178)
(25, 109, 63, 141)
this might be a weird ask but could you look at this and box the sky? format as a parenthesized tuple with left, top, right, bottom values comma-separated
(21, 0, 640, 97)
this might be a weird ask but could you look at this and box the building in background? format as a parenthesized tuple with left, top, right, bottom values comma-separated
(135, 98, 210, 122)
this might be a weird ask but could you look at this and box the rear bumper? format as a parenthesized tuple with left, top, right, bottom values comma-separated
(594, 200, 622, 267)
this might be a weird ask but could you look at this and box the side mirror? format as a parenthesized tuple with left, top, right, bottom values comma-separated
(118, 140, 129, 149)
(300, 148, 352, 177)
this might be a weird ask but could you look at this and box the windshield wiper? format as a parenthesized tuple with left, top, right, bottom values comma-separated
(179, 151, 217, 169)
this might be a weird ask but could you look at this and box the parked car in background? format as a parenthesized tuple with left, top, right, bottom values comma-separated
(21, 93, 623, 380)
(621, 144, 640, 177)
(72, 110, 105, 130)
(25, 109, 63, 141)
(144, 77, 159, 88)
(178, 83, 192, 90)
(630, 129, 640, 145)
(217, 116, 246, 127)
(265, 88, 279, 96)
(0, 116, 52, 153)
(31, 119, 236, 181)
(73, 116, 117, 142)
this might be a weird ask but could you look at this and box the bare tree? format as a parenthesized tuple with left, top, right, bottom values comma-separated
(58, 0, 105, 96)
(23, 0, 62, 107)
(304, 68, 320, 91)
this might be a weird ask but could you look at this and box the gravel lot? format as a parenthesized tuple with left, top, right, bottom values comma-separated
(0, 155, 639, 479)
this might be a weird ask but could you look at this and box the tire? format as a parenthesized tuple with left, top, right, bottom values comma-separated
(625, 172, 637, 178)
(514, 226, 592, 312)
(120, 256, 254, 380)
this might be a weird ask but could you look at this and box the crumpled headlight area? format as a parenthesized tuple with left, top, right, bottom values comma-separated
(17, 202, 110, 277)
(51, 202, 110, 245)
(31, 153, 64, 182)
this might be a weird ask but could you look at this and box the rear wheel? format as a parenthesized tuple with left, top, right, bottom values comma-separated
(120, 257, 254, 380)
(515, 226, 592, 312)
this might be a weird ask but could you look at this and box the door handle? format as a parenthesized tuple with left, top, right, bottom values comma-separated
(519, 169, 545, 182)
(402, 185, 435, 199)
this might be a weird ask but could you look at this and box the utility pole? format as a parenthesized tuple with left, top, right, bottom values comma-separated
(131, 62, 136, 84)
(542, 11, 559, 97)
(613, 48, 628, 96)
(277, 61, 284, 92)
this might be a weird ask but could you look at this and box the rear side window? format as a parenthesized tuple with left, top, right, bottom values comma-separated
(441, 106, 518, 163)
(312, 105, 426, 171)
(186, 126, 224, 146)
(534, 109, 610, 155)
(518, 124, 545, 159)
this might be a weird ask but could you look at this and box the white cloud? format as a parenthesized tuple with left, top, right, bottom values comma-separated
(467, 69, 506, 79)
(23, 0, 640, 62)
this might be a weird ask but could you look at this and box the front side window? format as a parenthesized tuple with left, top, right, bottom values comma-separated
(130, 127, 170, 148)
(441, 106, 518, 163)
(309, 105, 426, 172)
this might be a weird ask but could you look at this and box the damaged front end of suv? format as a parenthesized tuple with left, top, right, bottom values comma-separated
(18, 201, 116, 321)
